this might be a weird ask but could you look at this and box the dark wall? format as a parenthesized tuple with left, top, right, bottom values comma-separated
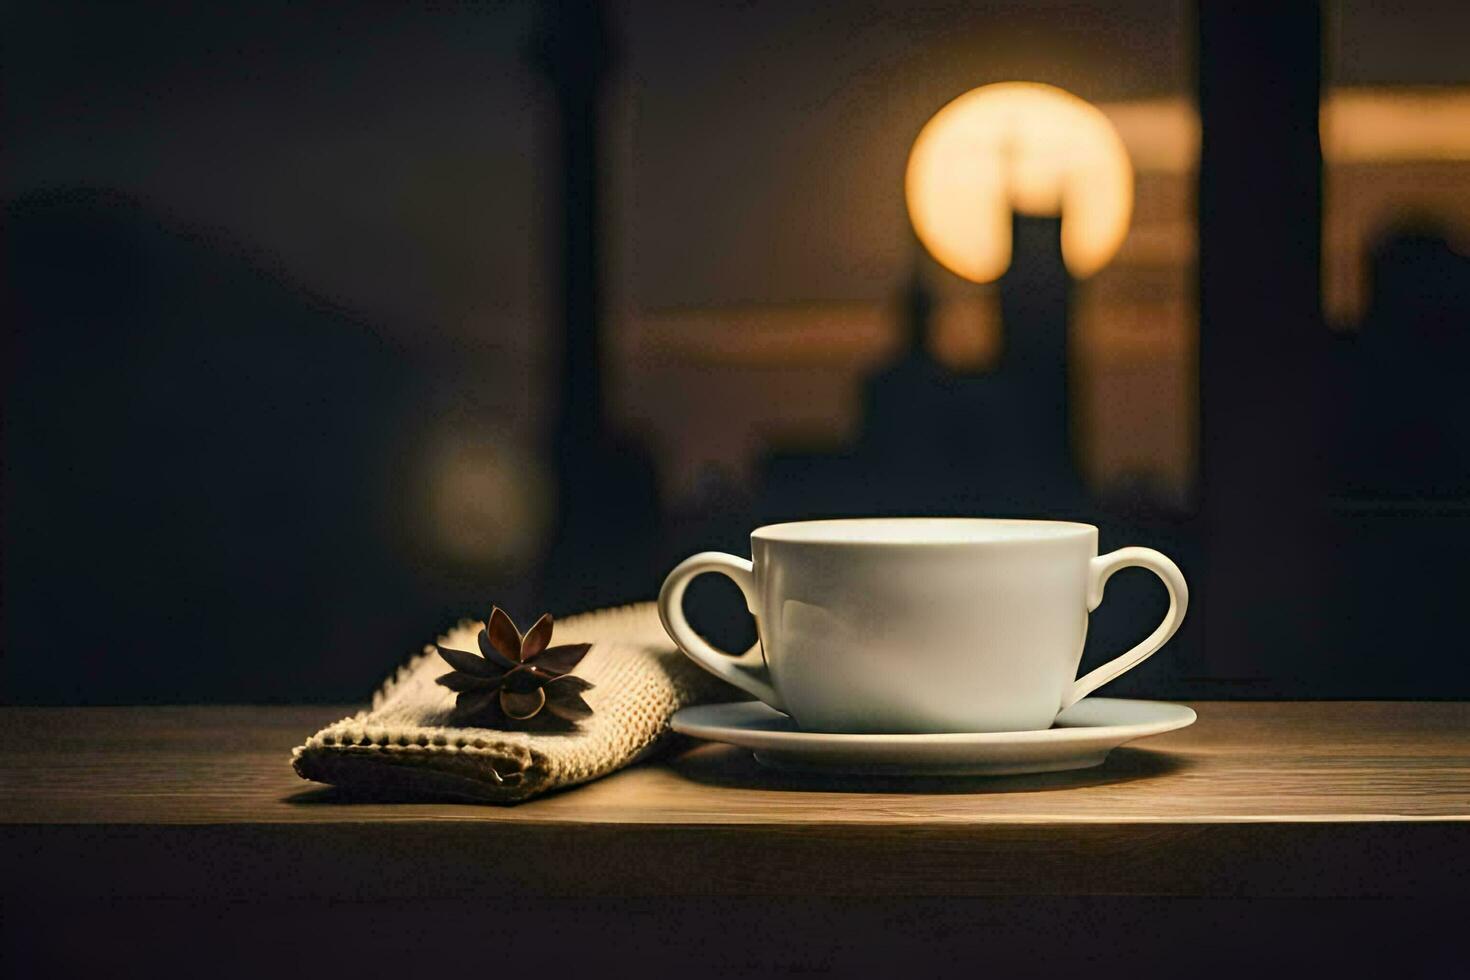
(3, 191, 431, 701)
(4, 2, 1470, 704)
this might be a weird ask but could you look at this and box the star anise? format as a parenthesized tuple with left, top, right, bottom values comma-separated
(436, 607, 594, 728)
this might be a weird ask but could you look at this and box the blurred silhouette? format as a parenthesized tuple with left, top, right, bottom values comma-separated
(532, 0, 662, 617)
(1197, 1, 1327, 685)
(852, 258, 958, 510)
(1321, 222, 1470, 693)
(964, 213, 1085, 515)
(761, 213, 1085, 521)
(1330, 222, 1470, 498)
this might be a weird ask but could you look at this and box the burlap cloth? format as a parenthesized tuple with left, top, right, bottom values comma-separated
(292, 602, 737, 803)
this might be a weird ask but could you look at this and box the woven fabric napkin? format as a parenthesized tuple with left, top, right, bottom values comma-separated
(292, 602, 735, 803)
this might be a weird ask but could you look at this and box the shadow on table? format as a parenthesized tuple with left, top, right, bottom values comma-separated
(666, 742, 1192, 795)
(279, 742, 1191, 806)
(284, 785, 451, 806)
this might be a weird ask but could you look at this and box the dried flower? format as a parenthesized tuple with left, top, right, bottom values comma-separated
(436, 607, 594, 728)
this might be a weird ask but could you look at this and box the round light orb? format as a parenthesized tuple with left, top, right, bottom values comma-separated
(423, 428, 551, 570)
(906, 81, 1134, 282)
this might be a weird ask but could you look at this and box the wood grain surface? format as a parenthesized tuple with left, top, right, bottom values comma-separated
(2, 702, 1467, 898)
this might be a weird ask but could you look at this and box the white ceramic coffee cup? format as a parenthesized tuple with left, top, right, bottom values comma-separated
(658, 518, 1187, 733)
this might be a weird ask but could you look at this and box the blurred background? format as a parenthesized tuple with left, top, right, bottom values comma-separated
(4, 1, 1469, 704)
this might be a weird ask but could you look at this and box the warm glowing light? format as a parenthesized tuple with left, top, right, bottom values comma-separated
(1321, 88, 1470, 163)
(1093, 88, 1470, 177)
(423, 429, 550, 569)
(906, 82, 1134, 282)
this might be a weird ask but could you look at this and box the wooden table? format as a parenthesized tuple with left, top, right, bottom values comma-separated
(3, 702, 1467, 974)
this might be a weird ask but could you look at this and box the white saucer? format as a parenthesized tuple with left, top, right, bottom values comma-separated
(670, 697, 1196, 776)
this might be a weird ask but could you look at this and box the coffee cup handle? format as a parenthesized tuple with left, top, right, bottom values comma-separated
(1062, 547, 1189, 710)
(658, 552, 785, 710)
